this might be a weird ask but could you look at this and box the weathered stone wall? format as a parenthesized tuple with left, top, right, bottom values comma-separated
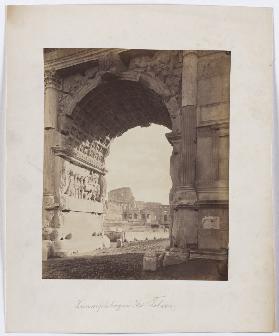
(43, 64, 110, 258)
(167, 50, 230, 252)
(196, 51, 230, 250)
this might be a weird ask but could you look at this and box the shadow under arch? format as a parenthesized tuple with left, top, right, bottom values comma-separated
(72, 78, 171, 139)
(63, 70, 175, 119)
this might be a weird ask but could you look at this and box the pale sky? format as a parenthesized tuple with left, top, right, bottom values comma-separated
(105, 124, 172, 204)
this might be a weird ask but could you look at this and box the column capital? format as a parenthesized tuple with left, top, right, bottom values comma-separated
(165, 131, 181, 146)
(172, 186, 198, 207)
(44, 70, 60, 129)
(44, 69, 62, 90)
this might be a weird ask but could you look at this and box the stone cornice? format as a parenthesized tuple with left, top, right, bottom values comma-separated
(52, 146, 107, 175)
(197, 50, 230, 58)
(44, 48, 127, 72)
(196, 200, 229, 208)
(197, 121, 229, 130)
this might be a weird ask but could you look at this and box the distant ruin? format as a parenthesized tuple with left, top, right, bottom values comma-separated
(104, 187, 170, 230)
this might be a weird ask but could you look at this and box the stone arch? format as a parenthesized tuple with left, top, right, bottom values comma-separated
(48, 75, 174, 256)
(59, 77, 173, 177)
(61, 70, 180, 133)
(43, 49, 230, 262)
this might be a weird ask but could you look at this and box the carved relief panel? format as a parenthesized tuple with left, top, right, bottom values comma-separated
(57, 112, 110, 172)
(60, 160, 104, 203)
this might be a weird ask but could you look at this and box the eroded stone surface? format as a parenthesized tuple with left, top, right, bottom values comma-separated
(143, 252, 158, 271)
(163, 250, 189, 267)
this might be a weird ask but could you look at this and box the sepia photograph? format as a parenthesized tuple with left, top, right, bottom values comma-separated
(42, 48, 230, 280)
(5, 3, 276, 333)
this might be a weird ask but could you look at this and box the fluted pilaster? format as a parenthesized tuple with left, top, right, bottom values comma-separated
(181, 106, 196, 187)
(177, 51, 198, 203)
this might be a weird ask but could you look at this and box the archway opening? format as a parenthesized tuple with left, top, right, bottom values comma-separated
(104, 124, 172, 243)
(106, 124, 172, 203)
(59, 78, 173, 250)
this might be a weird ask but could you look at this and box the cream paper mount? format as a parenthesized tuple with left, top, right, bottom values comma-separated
(5, 4, 274, 333)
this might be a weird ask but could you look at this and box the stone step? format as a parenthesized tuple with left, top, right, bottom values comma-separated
(189, 248, 228, 261)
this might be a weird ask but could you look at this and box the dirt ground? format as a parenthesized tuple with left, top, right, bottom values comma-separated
(42, 239, 227, 280)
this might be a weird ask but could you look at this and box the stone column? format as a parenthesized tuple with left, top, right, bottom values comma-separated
(180, 51, 198, 200)
(43, 70, 61, 194)
(43, 70, 62, 247)
(170, 51, 198, 249)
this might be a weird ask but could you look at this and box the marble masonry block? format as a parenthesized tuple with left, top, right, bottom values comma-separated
(198, 74, 230, 106)
(157, 252, 166, 268)
(198, 102, 229, 126)
(43, 194, 57, 209)
(143, 252, 158, 271)
(51, 211, 105, 256)
(198, 229, 228, 250)
(52, 236, 105, 257)
(102, 235, 111, 248)
(173, 188, 197, 205)
(217, 260, 228, 277)
(52, 240, 73, 258)
(59, 211, 102, 236)
(42, 246, 48, 261)
(172, 208, 198, 248)
(163, 249, 189, 267)
(61, 196, 104, 213)
(196, 135, 214, 185)
(42, 240, 53, 261)
(197, 187, 229, 202)
(197, 52, 230, 81)
(116, 239, 122, 248)
(189, 249, 228, 261)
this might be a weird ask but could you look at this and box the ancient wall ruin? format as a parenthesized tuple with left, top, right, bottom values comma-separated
(104, 187, 170, 230)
